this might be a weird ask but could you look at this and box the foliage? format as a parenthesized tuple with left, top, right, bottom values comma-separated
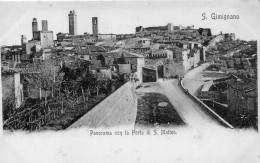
(226, 109, 257, 130)
(23, 59, 62, 89)
(3, 55, 119, 131)
(114, 54, 127, 64)
(2, 95, 15, 120)
(241, 41, 257, 56)
(216, 40, 241, 52)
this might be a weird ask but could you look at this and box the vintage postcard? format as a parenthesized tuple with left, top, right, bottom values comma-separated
(0, 0, 259, 162)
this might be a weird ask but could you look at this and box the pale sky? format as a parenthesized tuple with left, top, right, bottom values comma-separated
(0, 0, 260, 46)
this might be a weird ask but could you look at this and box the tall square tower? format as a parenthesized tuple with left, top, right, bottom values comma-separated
(68, 10, 77, 35)
(92, 17, 98, 38)
(32, 18, 38, 40)
(42, 20, 48, 31)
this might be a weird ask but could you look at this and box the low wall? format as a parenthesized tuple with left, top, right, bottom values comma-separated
(178, 78, 234, 129)
(202, 100, 229, 118)
(67, 81, 137, 129)
(200, 91, 221, 99)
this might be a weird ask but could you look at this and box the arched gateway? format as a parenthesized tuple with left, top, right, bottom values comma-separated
(142, 61, 164, 82)
(156, 61, 164, 79)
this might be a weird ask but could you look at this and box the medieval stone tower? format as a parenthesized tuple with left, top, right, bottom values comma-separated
(92, 17, 98, 38)
(42, 20, 48, 31)
(32, 18, 38, 40)
(68, 10, 77, 35)
(21, 35, 27, 51)
(167, 23, 173, 32)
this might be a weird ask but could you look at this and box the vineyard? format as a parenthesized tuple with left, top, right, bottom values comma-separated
(3, 84, 89, 131)
(3, 57, 121, 131)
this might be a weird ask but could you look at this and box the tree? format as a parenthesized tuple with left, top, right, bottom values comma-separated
(24, 58, 63, 100)
(100, 78, 113, 94)
(2, 90, 15, 120)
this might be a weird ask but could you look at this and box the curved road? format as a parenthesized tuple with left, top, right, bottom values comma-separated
(159, 79, 220, 129)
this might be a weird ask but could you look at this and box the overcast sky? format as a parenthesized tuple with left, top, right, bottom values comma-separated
(0, 0, 259, 46)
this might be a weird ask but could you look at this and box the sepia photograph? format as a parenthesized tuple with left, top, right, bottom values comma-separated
(0, 0, 259, 162)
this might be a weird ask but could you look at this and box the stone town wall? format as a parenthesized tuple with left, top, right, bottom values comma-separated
(208, 35, 224, 48)
(67, 81, 137, 129)
(145, 58, 185, 77)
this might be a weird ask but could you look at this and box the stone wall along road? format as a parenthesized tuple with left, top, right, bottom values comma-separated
(67, 81, 137, 129)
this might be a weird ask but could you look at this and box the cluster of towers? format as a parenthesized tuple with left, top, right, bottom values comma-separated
(68, 10, 98, 38)
(20, 18, 54, 52)
(32, 18, 51, 40)
(22, 10, 99, 49)
(31, 18, 54, 48)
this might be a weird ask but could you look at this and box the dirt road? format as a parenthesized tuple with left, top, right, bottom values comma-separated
(159, 79, 220, 129)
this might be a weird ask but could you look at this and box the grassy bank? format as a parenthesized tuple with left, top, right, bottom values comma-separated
(135, 92, 185, 128)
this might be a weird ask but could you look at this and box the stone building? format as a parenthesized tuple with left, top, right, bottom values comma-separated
(179, 25, 194, 30)
(130, 38, 152, 53)
(198, 28, 212, 36)
(230, 33, 235, 40)
(21, 35, 27, 51)
(224, 33, 236, 42)
(167, 23, 173, 32)
(37, 31, 54, 48)
(98, 34, 116, 41)
(181, 47, 201, 71)
(116, 34, 133, 40)
(92, 17, 98, 39)
(135, 26, 144, 33)
(12, 51, 21, 63)
(146, 49, 173, 60)
(144, 58, 185, 81)
(121, 51, 145, 74)
(26, 40, 41, 54)
(2, 72, 24, 109)
(29, 18, 54, 49)
(56, 32, 69, 42)
(33, 31, 54, 48)
(1, 61, 10, 71)
(105, 49, 145, 84)
(135, 23, 174, 33)
(68, 10, 77, 35)
(32, 18, 38, 40)
(137, 38, 151, 46)
(42, 20, 48, 31)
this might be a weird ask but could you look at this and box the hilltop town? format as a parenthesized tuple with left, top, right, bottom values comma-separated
(1, 10, 257, 131)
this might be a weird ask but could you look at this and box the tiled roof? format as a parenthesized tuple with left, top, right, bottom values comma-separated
(131, 44, 151, 49)
(105, 48, 122, 58)
(137, 38, 152, 41)
(122, 51, 145, 58)
(88, 45, 106, 52)
(105, 48, 145, 58)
